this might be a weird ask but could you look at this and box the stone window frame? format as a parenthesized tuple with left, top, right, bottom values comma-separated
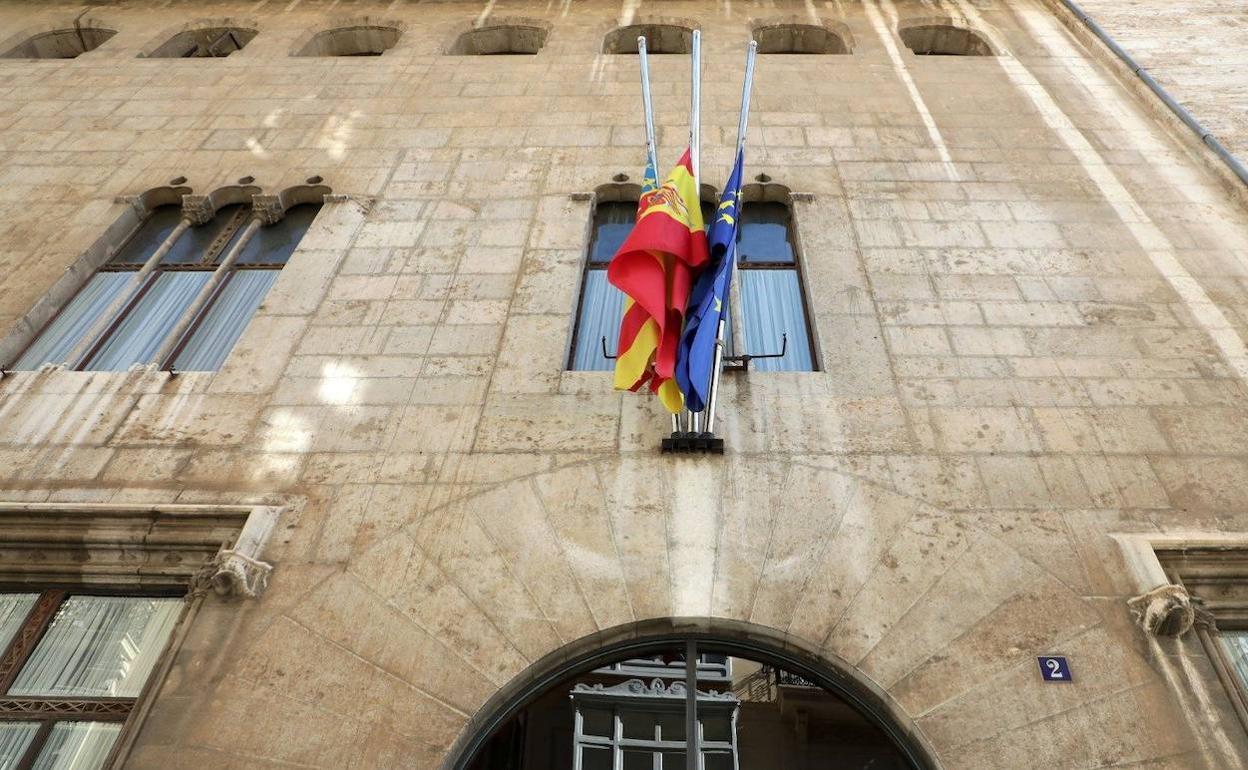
(601, 19, 699, 55)
(137, 19, 261, 59)
(446, 17, 552, 56)
(0, 179, 332, 374)
(0, 501, 280, 769)
(750, 17, 855, 55)
(1118, 534, 1248, 734)
(0, 19, 117, 60)
(289, 17, 406, 58)
(895, 16, 998, 58)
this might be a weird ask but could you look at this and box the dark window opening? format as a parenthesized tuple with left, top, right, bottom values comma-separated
(294, 25, 401, 57)
(753, 24, 851, 54)
(900, 24, 993, 56)
(736, 201, 816, 371)
(451, 25, 547, 55)
(146, 27, 258, 58)
(1, 27, 116, 59)
(603, 24, 693, 55)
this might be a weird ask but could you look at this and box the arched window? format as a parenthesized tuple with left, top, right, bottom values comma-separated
(450, 24, 547, 55)
(603, 24, 693, 55)
(735, 196, 817, 371)
(1, 27, 116, 59)
(569, 190, 716, 371)
(146, 26, 257, 58)
(752, 23, 852, 54)
(457, 636, 928, 769)
(294, 25, 401, 57)
(899, 23, 993, 56)
(11, 194, 322, 372)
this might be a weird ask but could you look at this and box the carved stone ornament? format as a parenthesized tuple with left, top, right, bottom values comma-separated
(251, 195, 284, 225)
(181, 195, 217, 225)
(1128, 583, 1195, 636)
(209, 549, 273, 598)
(571, 678, 738, 702)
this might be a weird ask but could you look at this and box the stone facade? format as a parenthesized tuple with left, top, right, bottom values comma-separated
(1, 0, 1248, 767)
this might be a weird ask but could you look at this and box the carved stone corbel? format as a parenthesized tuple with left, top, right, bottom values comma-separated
(1128, 583, 1195, 636)
(190, 505, 280, 600)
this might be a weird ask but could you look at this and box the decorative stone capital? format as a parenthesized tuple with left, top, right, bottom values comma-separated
(251, 195, 284, 225)
(1128, 583, 1195, 636)
(181, 195, 216, 225)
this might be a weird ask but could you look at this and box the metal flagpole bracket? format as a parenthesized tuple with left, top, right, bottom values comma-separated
(723, 332, 787, 372)
(661, 431, 725, 454)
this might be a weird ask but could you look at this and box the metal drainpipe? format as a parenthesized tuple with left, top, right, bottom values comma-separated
(1056, 0, 1248, 189)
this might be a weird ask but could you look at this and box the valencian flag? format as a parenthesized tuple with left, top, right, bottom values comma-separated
(609, 149, 709, 412)
(675, 150, 744, 412)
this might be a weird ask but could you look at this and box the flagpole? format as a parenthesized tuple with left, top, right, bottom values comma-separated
(704, 40, 757, 437)
(685, 29, 702, 437)
(638, 36, 676, 435)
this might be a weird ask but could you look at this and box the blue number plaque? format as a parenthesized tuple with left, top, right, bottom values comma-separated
(1037, 656, 1072, 682)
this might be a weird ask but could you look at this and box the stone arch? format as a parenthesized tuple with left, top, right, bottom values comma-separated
(603, 20, 697, 54)
(445, 617, 940, 769)
(291, 17, 404, 57)
(751, 17, 853, 54)
(897, 16, 995, 56)
(140, 20, 259, 58)
(0, 19, 116, 59)
(448, 18, 551, 55)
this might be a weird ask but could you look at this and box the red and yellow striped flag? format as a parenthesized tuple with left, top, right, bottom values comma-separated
(608, 149, 709, 413)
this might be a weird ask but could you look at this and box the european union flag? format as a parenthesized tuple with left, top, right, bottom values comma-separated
(675, 150, 744, 412)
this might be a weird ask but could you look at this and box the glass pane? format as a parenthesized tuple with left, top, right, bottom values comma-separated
(623, 750, 655, 770)
(581, 746, 612, 770)
(581, 707, 613, 738)
(660, 751, 685, 770)
(657, 711, 685, 742)
(1219, 632, 1248, 690)
(109, 206, 183, 265)
(236, 204, 320, 265)
(702, 752, 733, 770)
(621, 710, 657, 740)
(30, 722, 120, 770)
(172, 270, 277, 371)
(10, 596, 183, 698)
(0, 595, 36, 655)
(570, 269, 626, 371)
(12, 274, 131, 370)
(737, 202, 793, 263)
(702, 715, 732, 743)
(0, 722, 38, 770)
(739, 269, 814, 372)
(85, 271, 210, 371)
(161, 204, 245, 265)
(590, 202, 636, 263)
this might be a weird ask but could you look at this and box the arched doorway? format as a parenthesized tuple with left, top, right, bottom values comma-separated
(447, 621, 939, 769)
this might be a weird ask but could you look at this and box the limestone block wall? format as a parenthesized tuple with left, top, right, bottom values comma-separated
(1071, 0, 1248, 168)
(0, 0, 1246, 768)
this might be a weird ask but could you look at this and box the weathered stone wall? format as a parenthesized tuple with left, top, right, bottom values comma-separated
(1071, 0, 1248, 166)
(0, 0, 1247, 767)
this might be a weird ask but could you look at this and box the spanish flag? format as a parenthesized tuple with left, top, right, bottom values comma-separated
(608, 149, 709, 412)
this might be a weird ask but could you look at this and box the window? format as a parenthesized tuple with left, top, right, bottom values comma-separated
(1, 27, 116, 59)
(11, 197, 320, 372)
(899, 23, 993, 56)
(569, 195, 716, 371)
(294, 25, 401, 57)
(0, 592, 184, 770)
(570, 201, 634, 371)
(450, 24, 547, 55)
(602, 24, 693, 54)
(145, 27, 257, 58)
(572, 692, 738, 770)
(752, 23, 852, 54)
(736, 201, 816, 371)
